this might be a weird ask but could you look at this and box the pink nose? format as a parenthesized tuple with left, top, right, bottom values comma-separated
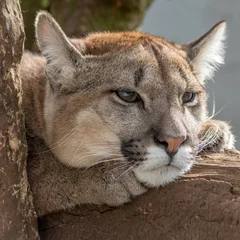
(160, 136, 185, 157)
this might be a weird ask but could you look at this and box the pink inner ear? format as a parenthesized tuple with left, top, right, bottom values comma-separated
(38, 20, 58, 47)
(41, 23, 49, 36)
(39, 20, 53, 41)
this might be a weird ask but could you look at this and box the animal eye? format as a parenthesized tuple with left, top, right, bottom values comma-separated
(116, 91, 141, 103)
(182, 92, 196, 104)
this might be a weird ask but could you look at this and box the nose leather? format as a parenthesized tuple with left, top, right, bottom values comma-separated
(160, 136, 185, 157)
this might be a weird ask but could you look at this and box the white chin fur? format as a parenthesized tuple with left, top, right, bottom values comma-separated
(133, 146, 193, 187)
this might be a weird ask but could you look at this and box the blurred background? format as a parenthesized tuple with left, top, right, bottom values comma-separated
(21, 0, 239, 148)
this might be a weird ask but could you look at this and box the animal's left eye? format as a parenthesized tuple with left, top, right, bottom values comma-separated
(115, 91, 141, 103)
(182, 92, 196, 104)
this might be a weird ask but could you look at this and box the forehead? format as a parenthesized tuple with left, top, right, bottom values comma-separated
(72, 32, 200, 91)
(73, 31, 185, 56)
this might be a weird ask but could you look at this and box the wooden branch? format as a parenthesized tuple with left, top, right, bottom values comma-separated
(38, 151, 240, 240)
(0, 0, 39, 239)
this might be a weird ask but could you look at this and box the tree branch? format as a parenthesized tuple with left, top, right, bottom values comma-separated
(39, 151, 240, 240)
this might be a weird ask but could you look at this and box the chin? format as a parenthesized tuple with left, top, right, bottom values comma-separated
(133, 145, 194, 187)
(133, 165, 183, 187)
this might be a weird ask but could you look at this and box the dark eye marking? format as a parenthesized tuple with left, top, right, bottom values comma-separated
(150, 43, 163, 67)
(134, 68, 144, 87)
(177, 66, 188, 80)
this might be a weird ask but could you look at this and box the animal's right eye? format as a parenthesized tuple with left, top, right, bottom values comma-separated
(115, 91, 141, 103)
(182, 92, 196, 104)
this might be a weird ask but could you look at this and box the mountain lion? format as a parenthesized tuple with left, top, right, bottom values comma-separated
(21, 11, 235, 216)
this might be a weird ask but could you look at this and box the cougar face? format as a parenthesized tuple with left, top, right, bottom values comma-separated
(35, 12, 226, 187)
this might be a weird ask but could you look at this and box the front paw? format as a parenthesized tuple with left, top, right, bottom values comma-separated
(198, 119, 235, 153)
(86, 166, 146, 206)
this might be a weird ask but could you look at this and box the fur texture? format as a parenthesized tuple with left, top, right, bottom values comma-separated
(21, 11, 235, 216)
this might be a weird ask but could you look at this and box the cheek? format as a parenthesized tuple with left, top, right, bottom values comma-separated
(185, 108, 202, 136)
(96, 104, 149, 139)
(191, 101, 207, 122)
(50, 110, 122, 168)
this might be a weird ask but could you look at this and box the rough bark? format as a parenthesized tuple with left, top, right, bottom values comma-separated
(39, 151, 240, 240)
(0, 0, 39, 239)
(21, 0, 153, 50)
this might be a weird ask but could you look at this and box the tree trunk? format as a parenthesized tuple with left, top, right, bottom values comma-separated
(0, 0, 39, 239)
(39, 151, 240, 240)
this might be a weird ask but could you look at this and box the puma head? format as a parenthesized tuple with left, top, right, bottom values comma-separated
(35, 11, 226, 187)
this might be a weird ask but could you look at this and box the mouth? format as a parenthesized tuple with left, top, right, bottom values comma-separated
(133, 163, 184, 187)
(137, 161, 183, 172)
(166, 163, 182, 170)
(131, 145, 195, 187)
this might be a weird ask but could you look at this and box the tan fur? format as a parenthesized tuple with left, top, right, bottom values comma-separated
(21, 12, 235, 216)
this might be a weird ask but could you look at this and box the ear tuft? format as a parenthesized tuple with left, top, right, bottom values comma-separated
(184, 21, 227, 84)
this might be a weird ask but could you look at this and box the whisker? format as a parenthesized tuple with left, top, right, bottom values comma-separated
(199, 126, 215, 142)
(198, 137, 217, 152)
(208, 93, 216, 120)
(110, 162, 132, 172)
(84, 157, 127, 171)
(37, 125, 79, 154)
(208, 104, 226, 120)
(69, 141, 84, 162)
(118, 163, 136, 179)
(76, 152, 122, 163)
(200, 127, 219, 143)
(199, 128, 217, 145)
(198, 130, 219, 153)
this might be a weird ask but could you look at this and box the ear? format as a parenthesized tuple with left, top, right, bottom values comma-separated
(35, 11, 84, 92)
(183, 21, 227, 84)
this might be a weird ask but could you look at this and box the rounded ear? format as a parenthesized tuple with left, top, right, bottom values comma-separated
(183, 21, 227, 84)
